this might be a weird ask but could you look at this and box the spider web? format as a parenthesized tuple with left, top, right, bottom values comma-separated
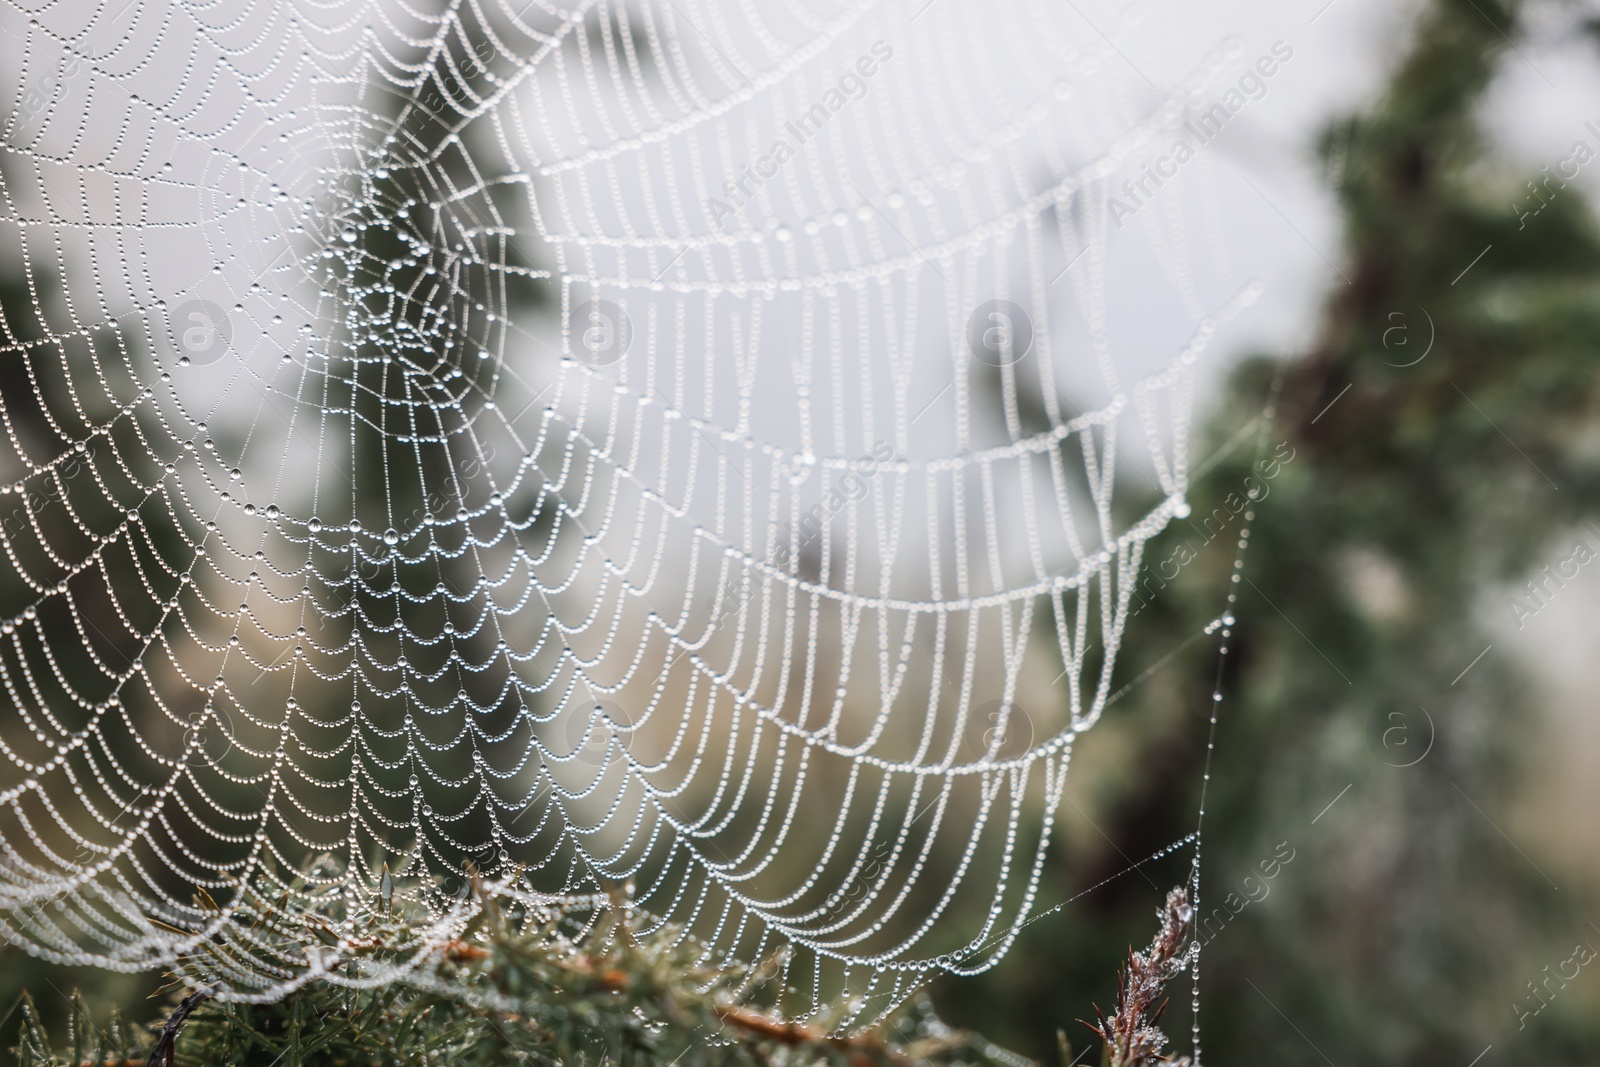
(0, 0, 1254, 1026)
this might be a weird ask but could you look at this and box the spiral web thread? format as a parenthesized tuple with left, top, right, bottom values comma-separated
(0, 0, 1252, 1027)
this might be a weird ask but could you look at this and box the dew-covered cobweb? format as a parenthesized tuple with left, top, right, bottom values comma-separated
(0, 0, 1257, 1028)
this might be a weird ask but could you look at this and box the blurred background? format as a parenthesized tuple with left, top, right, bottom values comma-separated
(3, 0, 1600, 1063)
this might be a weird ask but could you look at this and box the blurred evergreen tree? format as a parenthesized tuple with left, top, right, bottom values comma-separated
(11, 0, 1600, 1062)
(940, 0, 1600, 1063)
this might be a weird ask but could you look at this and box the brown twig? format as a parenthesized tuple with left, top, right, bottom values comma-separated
(145, 984, 216, 1067)
(714, 1004, 914, 1067)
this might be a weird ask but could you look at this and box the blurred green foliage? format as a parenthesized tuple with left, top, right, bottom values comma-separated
(937, 0, 1600, 1063)
(8, 880, 1024, 1067)
(9, 0, 1600, 1063)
